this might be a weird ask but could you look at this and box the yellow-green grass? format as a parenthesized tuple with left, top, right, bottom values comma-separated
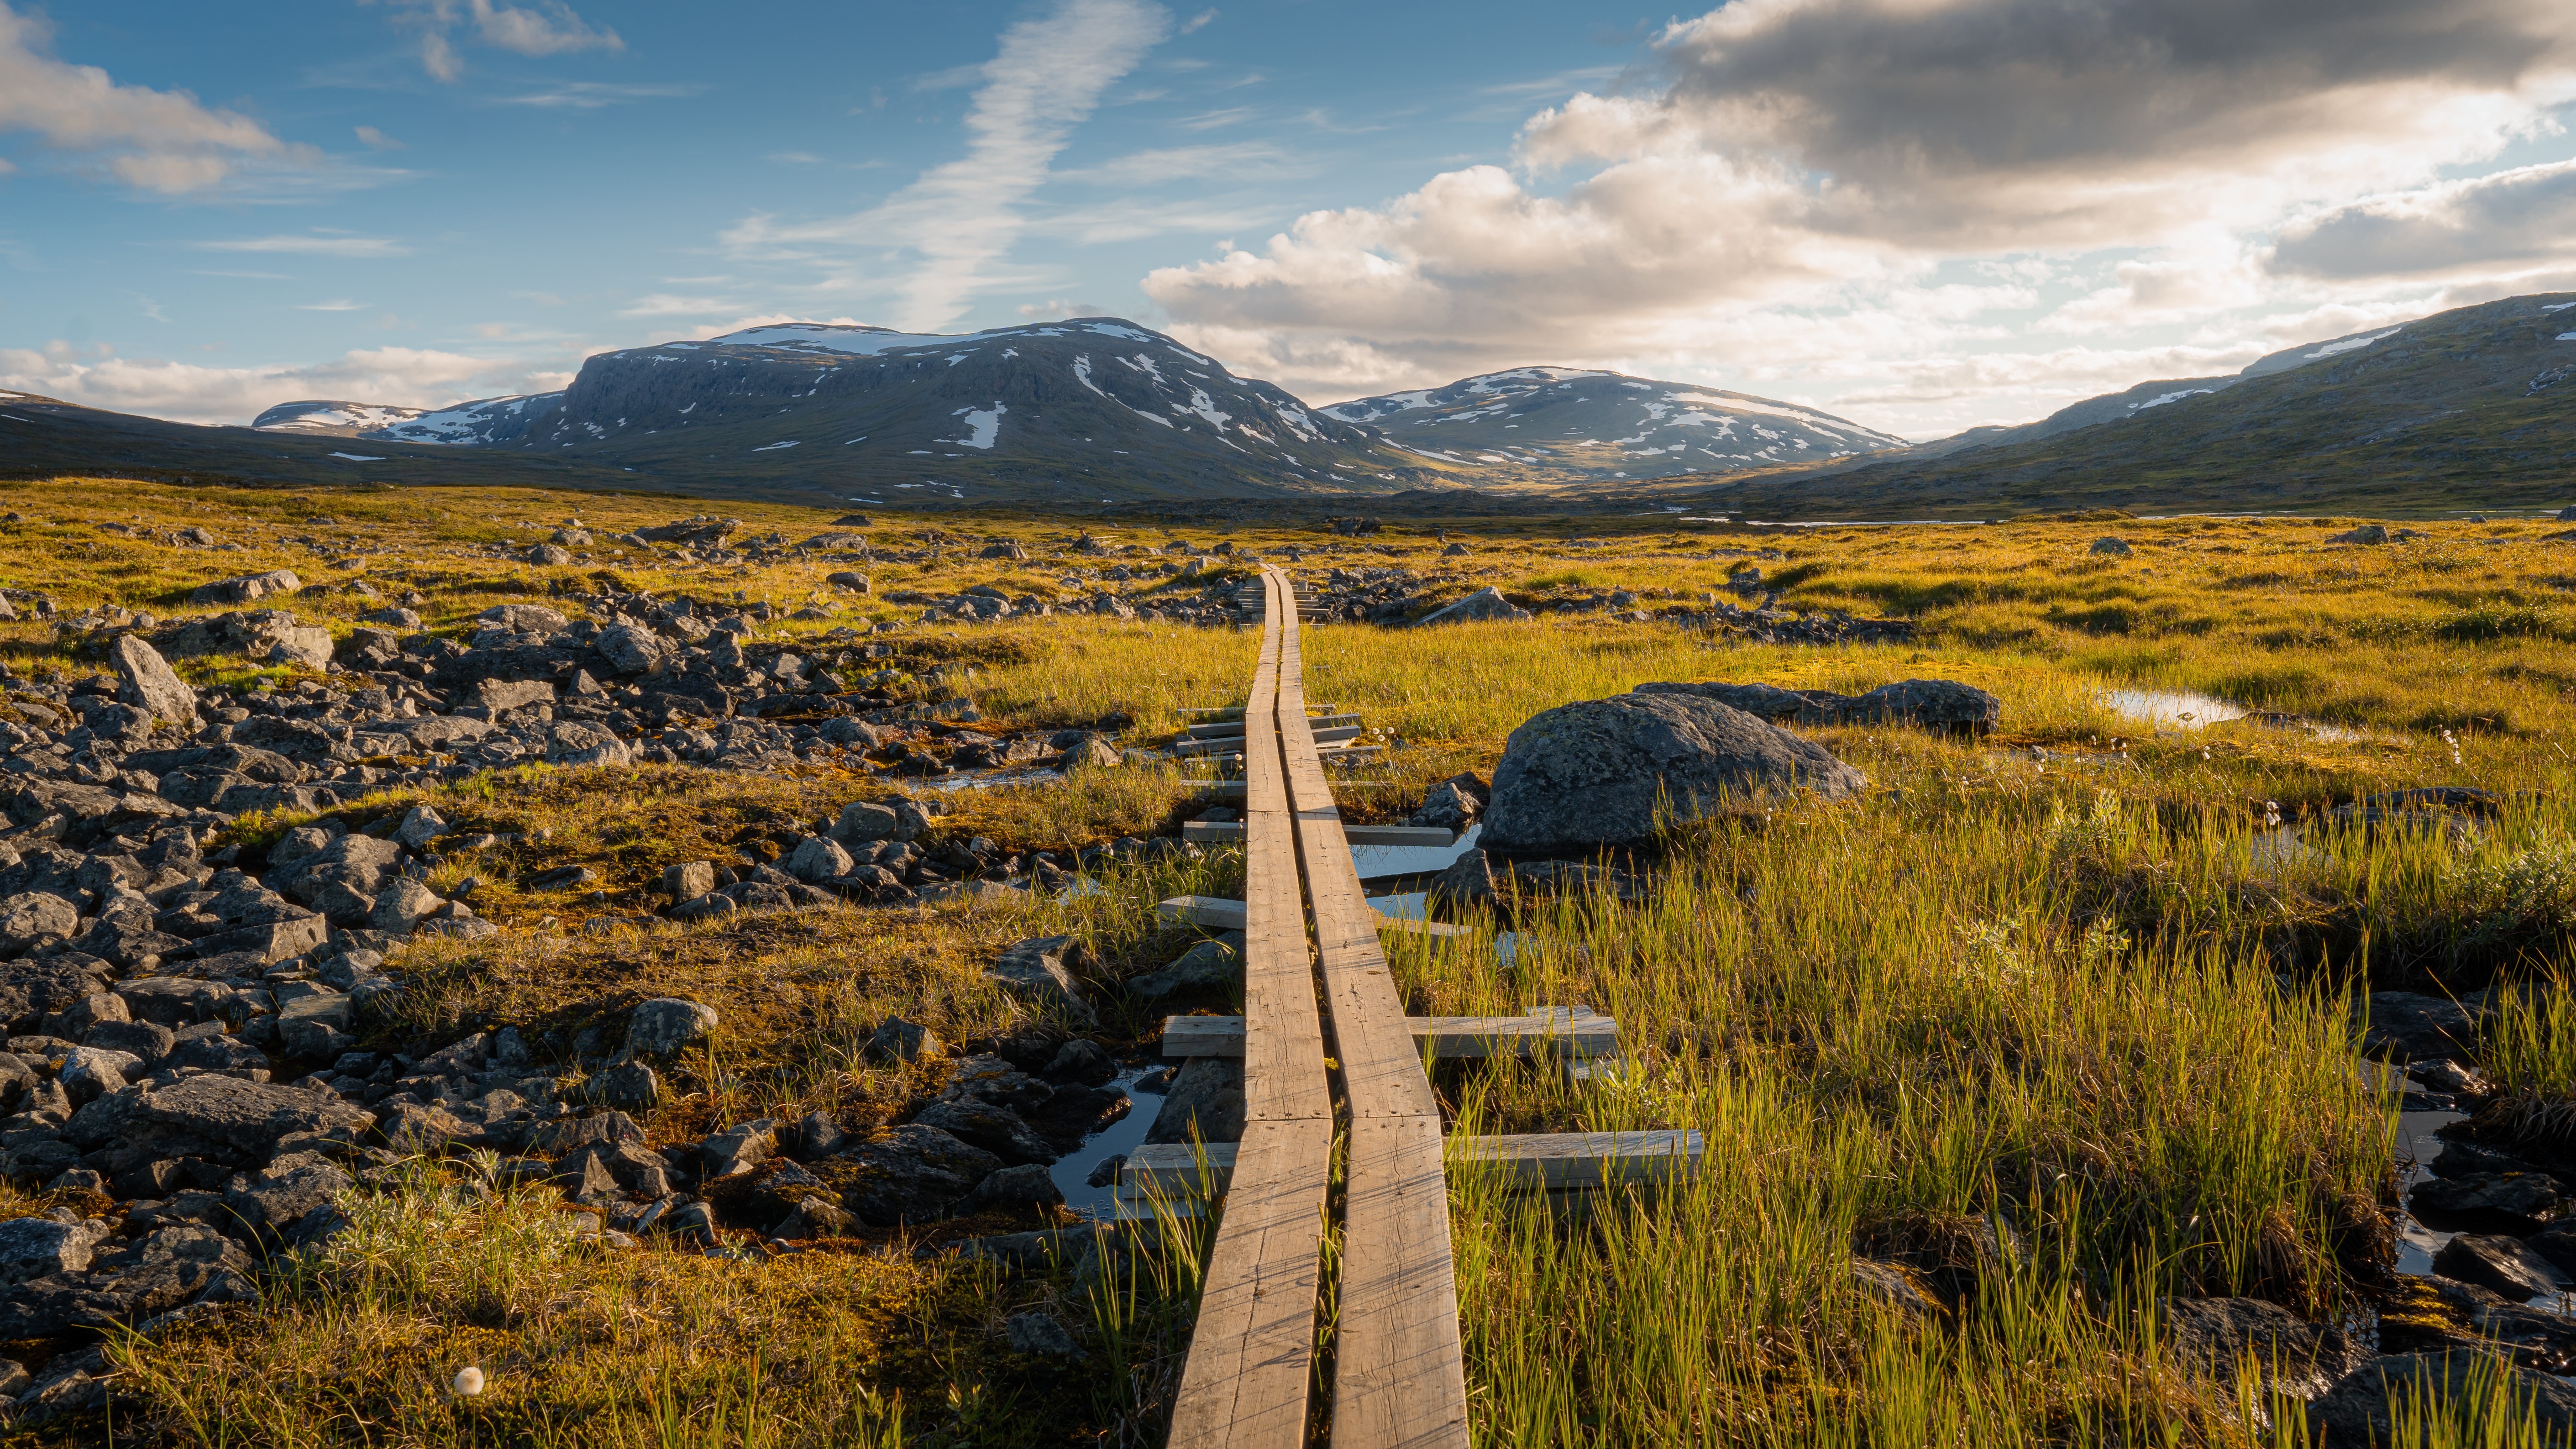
(8, 478, 2576, 1442)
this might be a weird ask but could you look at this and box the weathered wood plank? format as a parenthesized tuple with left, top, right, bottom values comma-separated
(1333, 1113, 1471, 1447)
(1158, 895, 1471, 938)
(1181, 820, 1455, 848)
(1166, 567, 1332, 1449)
(1123, 1129, 1704, 1197)
(1161, 1008, 1621, 1060)
(1271, 596, 1469, 1449)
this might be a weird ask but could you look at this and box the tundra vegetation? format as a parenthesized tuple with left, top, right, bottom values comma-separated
(0, 477, 2570, 1445)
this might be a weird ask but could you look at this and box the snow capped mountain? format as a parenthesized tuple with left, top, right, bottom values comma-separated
(257, 317, 1406, 502)
(250, 400, 432, 436)
(1323, 367, 1908, 482)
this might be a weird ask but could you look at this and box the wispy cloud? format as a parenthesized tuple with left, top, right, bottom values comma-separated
(192, 233, 409, 257)
(353, 125, 404, 150)
(296, 299, 365, 311)
(495, 81, 705, 109)
(619, 293, 733, 316)
(1179, 105, 1253, 130)
(1180, 9, 1217, 33)
(382, 0, 624, 83)
(722, 0, 1173, 331)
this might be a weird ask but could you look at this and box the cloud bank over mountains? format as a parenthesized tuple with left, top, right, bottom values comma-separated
(1144, 0, 2576, 428)
(4, 0, 2576, 438)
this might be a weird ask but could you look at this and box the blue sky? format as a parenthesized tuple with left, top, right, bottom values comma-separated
(5, 0, 2576, 439)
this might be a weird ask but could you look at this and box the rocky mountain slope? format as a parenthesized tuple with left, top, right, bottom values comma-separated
(1322, 367, 1907, 483)
(249, 319, 1422, 505)
(1698, 293, 2576, 517)
(244, 402, 432, 438)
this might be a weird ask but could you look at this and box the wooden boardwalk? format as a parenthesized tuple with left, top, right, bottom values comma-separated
(1166, 567, 1468, 1449)
(1163, 567, 1697, 1447)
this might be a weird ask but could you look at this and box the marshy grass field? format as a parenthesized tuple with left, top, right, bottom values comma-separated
(3, 476, 2575, 1445)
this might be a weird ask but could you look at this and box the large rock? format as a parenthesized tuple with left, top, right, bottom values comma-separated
(0, 1217, 109, 1284)
(544, 720, 631, 767)
(479, 603, 569, 635)
(1146, 1056, 1245, 1145)
(2431, 1234, 2560, 1302)
(594, 625, 664, 675)
(2309, 1353, 2576, 1443)
(986, 936, 1097, 1026)
(627, 998, 718, 1058)
(110, 636, 196, 729)
(2165, 1297, 2365, 1399)
(1634, 678, 2001, 737)
(66, 1074, 373, 1164)
(0, 893, 77, 956)
(1480, 692, 1866, 853)
(786, 835, 854, 882)
(1415, 586, 1531, 625)
(2361, 992, 2478, 1061)
(189, 570, 300, 606)
(833, 1124, 1002, 1226)
(911, 1099, 1058, 1165)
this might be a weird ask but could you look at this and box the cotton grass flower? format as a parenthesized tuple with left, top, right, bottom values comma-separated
(454, 1366, 485, 1397)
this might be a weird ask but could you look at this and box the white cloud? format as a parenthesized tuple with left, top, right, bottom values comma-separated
(721, 0, 1172, 331)
(385, 0, 624, 82)
(0, 340, 541, 425)
(2267, 158, 2576, 281)
(192, 233, 409, 257)
(353, 125, 404, 150)
(619, 293, 734, 316)
(0, 3, 299, 194)
(495, 82, 704, 109)
(296, 300, 364, 311)
(1144, 0, 2576, 430)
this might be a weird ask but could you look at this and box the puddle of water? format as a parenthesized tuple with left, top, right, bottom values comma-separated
(1052, 1067, 1168, 1219)
(2099, 688, 2250, 730)
(2392, 1106, 2470, 1277)
(1352, 824, 1479, 881)
(2098, 688, 2387, 745)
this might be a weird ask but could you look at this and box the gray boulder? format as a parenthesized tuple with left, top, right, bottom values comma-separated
(595, 625, 664, 675)
(0, 893, 78, 956)
(2165, 1296, 2365, 1399)
(1127, 939, 1241, 1000)
(786, 835, 854, 882)
(544, 721, 631, 767)
(1480, 692, 1865, 853)
(2309, 1352, 2576, 1443)
(0, 1216, 109, 1284)
(912, 1099, 1058, 1165)
(479, 603, 569, 634)
(1634, 678, 2000, 736)
(1146, 1056, 1245, 1145)
(110, 636, 196, 729)
(986, 936, 1097, 1026)
(190, 569, 300, 606)
(1415, 586, 1531, 625)
(2088, 536, 2132, 556)
(627, 998, 719, 1058)
(2361, 992, 2477, 1061)
(2431, 1234, 2560, 1302)
(834, 1124, 1001, 1226)
(369, 878, 445, 935)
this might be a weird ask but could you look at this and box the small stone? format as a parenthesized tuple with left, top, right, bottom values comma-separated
(866, 1017, 940, 1064)
(2087, 536, 2133, 556)
(663, 861, 715, 901)
(1004, 1311, 1087, 1360)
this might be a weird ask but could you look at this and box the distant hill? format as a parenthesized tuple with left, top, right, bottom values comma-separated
(1685, 294, 2576, 518)
(241, 318, 1424, 505)
(1321, 367, 1906, 484)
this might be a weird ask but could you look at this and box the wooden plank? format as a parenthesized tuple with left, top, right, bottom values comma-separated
(1159, 895, 1472, 937)
(1170, 724, 1361, 756)
(1166, 566, 1332, 1449)
(1123, 1130, 1705, 1196)
(1186, 713, 1362, 739)
(1271, 590, 1470, 1449)
(1183, 821, 1454, 847)
(1334, 1113, 1471, 1447)
(1162, 1008, 1621, 1060)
